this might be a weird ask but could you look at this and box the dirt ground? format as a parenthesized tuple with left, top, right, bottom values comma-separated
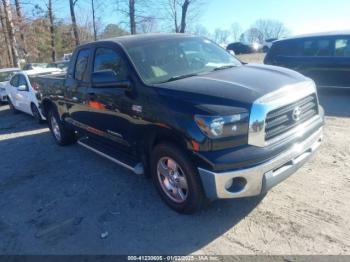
(0, 55, 349, 255)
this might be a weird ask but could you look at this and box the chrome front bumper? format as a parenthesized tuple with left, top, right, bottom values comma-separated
(198, 127, 323, 200)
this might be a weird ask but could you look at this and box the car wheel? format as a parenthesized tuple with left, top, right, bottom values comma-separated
(31, 103, 44, 124)
(151, 143, 206, 214)
(48, 109, 76, 146)
(8, 99, 19, 114)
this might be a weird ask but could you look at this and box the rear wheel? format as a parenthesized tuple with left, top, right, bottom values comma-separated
(151, 143, 205, 214)
(31, 103, 44, 124)
(48, 109, 76, 146)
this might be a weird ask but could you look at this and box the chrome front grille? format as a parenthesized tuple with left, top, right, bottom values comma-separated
(265, 94, 318, 141)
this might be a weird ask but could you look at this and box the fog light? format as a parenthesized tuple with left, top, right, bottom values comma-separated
(225, 177, 247, 193)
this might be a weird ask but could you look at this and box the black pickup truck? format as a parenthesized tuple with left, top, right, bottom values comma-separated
(33, 34, 324, 214)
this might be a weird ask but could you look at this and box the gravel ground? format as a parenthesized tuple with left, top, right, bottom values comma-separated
(0, 58, 349, 255)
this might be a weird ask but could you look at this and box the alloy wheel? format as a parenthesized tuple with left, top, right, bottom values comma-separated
(157, 157, 189, 203)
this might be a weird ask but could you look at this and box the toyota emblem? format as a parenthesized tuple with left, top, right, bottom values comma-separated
(292, 106, 302, 122)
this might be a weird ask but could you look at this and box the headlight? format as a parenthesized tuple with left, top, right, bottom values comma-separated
(194, 113, 249, 139)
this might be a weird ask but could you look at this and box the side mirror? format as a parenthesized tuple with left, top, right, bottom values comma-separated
(18, 84, 27, 91)
(92, 71, 131, 89)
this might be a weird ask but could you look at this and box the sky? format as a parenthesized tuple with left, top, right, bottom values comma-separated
(27, 0, 350, 37)
(200, 0, 350, 35)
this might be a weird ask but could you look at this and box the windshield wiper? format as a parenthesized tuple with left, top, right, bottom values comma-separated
(161, 73, 199, 83)
(213, 65, 237, 71)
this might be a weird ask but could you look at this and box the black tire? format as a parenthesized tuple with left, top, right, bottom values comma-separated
(48, 108, 76, 146)
(8, 99, 19, 114)
(150, 143, 206, 214)
(31, 103, 44, 124)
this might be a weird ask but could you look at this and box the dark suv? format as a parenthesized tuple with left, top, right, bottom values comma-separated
(264, 31, 350, 88)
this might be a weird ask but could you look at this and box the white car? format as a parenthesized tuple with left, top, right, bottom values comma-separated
(0, 68, 21, 103)
(6, 68, 63, 122)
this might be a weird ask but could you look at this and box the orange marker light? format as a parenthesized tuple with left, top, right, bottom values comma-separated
(88, 101, 106, 110)
(191, 140, 199, 152)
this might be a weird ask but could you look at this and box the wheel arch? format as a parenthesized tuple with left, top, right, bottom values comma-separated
(41, 98, 57, 118)
(139, 126, 193, 176)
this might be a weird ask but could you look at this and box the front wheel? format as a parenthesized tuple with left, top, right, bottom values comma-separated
(31, 103, 44, 124)
(48, 109, 76, 146)
(8, 99, 19, 114)
(151, 143, 206, 214)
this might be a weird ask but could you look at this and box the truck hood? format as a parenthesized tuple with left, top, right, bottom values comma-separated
(154, 64, 310, 110)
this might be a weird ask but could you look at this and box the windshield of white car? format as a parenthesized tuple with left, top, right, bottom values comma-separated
(126, 37, 241, 85)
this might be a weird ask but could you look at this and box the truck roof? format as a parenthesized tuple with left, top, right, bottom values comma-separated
(275, 30, 350, 43)
(88, 33, 198, 48)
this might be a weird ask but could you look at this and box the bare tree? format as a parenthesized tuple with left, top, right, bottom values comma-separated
(48, 0, 56, 61)
(165, 0, 203, 33)
(0, 5, 12, 65)
(231, 22, 242, 42)
(192, 24, 210, 38)
(244, 27, 264, 44)
(115, 0, 153, 35)
(69, 0, 80, 46)
(214, 28, 230, 45)
(91, 0, 97, 40)
(14, 0, 27, 57)
(254, 19, 289, 40)
(138, 16, 157, 33)
(129, 0, 136, 34)
(2, 0, 19, 67)
(179, 0, 189, 33)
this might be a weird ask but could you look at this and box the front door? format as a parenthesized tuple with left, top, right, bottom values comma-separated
(16, 74, 31, 114)
(82, 45, 137, 149)
(329, 37, 350, 88)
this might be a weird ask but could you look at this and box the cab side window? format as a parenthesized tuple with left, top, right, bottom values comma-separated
(335, 39, 350, 57)
(18, 75, 28, 89)
(93, 48, 128, 81)
(10, 75, 19, 87)
(75, 49, 90, 81)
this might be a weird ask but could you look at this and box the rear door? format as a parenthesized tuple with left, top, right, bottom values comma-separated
(296, 37, 335, 87)
(65, 48, 92, 129)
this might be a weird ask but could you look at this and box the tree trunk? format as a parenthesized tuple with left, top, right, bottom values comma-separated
(2, 0, 19, 67)
(91, 0, 97, 40)
(14, 0, 27, 57)
(48, 0, 56, 62)
(0, 6, 12, 66)
(69, 0, 80, 46)
(180, 0, 189, 33)
(129, 0, 136, 34)
(171, 0, 179, 33)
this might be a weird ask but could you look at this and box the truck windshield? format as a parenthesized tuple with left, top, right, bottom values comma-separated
(126, 37, 241, 84)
